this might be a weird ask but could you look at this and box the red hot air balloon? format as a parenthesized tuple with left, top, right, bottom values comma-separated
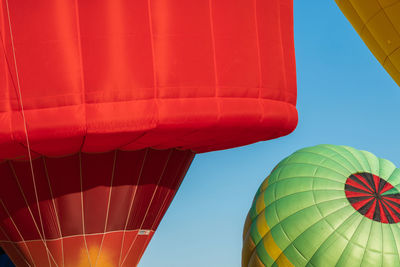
(0, 0, 297, 266)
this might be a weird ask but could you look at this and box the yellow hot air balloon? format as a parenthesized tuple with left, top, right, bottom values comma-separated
(335, 0, 400, 86)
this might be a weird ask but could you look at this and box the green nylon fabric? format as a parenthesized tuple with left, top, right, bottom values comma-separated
(244, 144, 400, 267)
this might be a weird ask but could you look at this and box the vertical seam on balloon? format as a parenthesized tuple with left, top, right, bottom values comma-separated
(0, 2, 20, 147)
(135, 150, 192, 261)
(248, 177, 270, 266)
(383, 47, 400, 70)
(289, 0, 296, 104)
(253, 0, 265, 127)
(0, 1, 7, 92)
(79, 152, 92, 267)
(360, 150, 379, 175)
(207, 0, 221, 122)
(147, 150, 181, 226)
(360, 151, 376, 175)
(0, 229, 31, 267)
(380, 218, 384, 267)
(242, 226, 254, 267)
(6, 163, 40, 266)
(1, 32, 42, 159)
(351, 0, 398, 34)
(328, 214, 363, 266)
(74, 0, 88, 151)
(350, 1, 387, 44)
(275, 1, 287, 102)
(94, 150, 117, 267)
(120, 149, 173, 266)
(0, 18, 14, 127)
(146, 0, 160, 134)
(147, 0, 157, 96)
(253, 0, 263, 97)
(7, 161, 58, 266)
(42, 157, 65, 267)
(0, 199, 33, 266)
(282, 243, 306, 266)
(307, 166, 343, 265)
(358, 217, 373, 266)
(263, 220, 285, 265)
(383, 161, 398, 186)
(339, 146, 370, 172)
(278, 206, 356, 266)
(378, 156, 383, 267)
(117, 149, 149, 267)
(4, 2, 56, 266)
(255, 208, 293, 265)
(208, 0, 219, 90)
(388, 223, 400, 265)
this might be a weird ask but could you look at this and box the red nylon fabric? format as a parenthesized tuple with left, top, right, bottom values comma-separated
(1, 231, 154, 266)
(0, 0, 297, 159)
(0, 149, 194, 266)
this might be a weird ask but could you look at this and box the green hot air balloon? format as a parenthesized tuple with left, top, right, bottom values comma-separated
(243, 144, 400, 267)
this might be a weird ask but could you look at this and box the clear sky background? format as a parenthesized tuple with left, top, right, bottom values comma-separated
(140, 1, 400, 266)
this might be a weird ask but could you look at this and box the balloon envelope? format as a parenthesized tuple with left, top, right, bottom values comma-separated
(243, 144, 400, 266)
(0, 0, 297, 266)
(335, 0, 400, 86)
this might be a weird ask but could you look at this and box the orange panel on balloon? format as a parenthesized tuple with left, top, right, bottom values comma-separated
(1, 231, 154, 267)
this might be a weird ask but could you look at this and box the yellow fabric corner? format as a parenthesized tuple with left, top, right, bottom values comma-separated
(335, 0, 364, 32)
(361, 27, 387, 63)
(348, 0, 382, 22)
(256, 212, 269, 239)
(276, 253, 296, 267)
(255, 194, 267, 215)
(386, 3, 400, 36)
(255, 177, 269, 214)
(335, 0, 400, 87)
(262, 232, 293, 267)
(260, 176, 269, 192)
(379, 0, 399, 8)
(367, 10, 400, 54)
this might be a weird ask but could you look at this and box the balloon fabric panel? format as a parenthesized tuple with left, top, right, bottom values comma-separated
(0, 149, 194, 266)
(243, 145, 400, 267)
(335, 0, 400, 86)
(0, 0, 297, 159)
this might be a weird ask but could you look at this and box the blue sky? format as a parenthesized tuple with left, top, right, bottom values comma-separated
(140, 1, 400, 266)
